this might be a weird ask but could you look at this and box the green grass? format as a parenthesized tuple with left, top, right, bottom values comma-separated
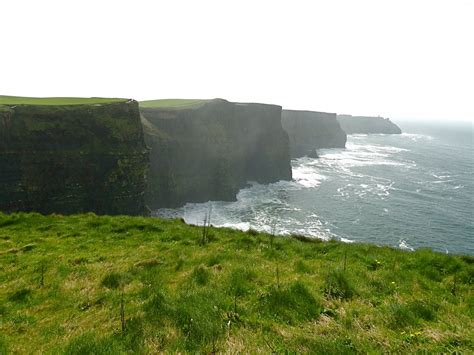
(0, 95, 129, 106)
(0, 212, 472, 353)
(139, 99, 209, 109)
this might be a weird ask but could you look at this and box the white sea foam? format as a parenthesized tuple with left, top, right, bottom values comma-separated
(152, 129, 472, 255)
(292, 163, 327, 188)
(401, 133, 433, 142)
(398, 240, 415, 251)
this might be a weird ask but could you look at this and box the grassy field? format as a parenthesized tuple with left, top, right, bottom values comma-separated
(0, 213, 472, 353)
(0, 96, 129, 106)
(139, 99, 209, 109)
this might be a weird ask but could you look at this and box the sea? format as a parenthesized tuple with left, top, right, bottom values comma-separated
(154, 120, 474, 255)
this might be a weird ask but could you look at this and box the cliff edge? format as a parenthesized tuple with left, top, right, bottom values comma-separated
(281, 109, 347, 158)
(337, 114, 402, 134)
(140, 99, 292, 208)
(0, 97, 148, 215)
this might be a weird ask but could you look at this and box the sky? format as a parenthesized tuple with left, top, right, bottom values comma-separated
(1, 0, 473, 122)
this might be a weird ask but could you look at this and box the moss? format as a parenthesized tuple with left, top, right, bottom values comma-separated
(139, 99, 208, 109)
(0, 100, 148, 215)
(0, 95, 128, 105)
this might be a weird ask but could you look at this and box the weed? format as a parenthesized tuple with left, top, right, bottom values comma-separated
(206, 254, 221, 267)
(0, 334, 8, 355)
(144, 291, 170, 323)
(291, 234, 320, 243)
(226, 267, 253, 312)
(64, 332, 122, 354)
(408, 300, 438, 321)
(101, 272, 131, 289)
(247, 228, 259, 236)
(294, 260, 311, 274)
(388, 301, 418, 329)
(323, 270, 355, 300)
(190, 265, 210, 286)
(367, 258, 383, 271)
(20, 243, 36, 252)
(175, 258, 185, 271)
(259, 281, 321, 323)
(134, 258, 161, 268)
(8, 288, 32, 302)
(173, 290, 225, 351)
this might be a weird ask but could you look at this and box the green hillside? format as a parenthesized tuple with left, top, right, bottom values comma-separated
(139, 99, 208, 109)
(0, 96, 129, 106)
(0, 213, 472, 353)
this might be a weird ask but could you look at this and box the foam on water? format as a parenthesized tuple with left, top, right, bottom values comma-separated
(398, 239, 415, 251)
(153, 123, 474, 255)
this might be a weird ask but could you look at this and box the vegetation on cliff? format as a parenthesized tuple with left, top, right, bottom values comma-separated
(0, 96, 128, 106)
(0, 96, 148, 215)
(0, 212, 472, 353)
(139, 99, 208, 109)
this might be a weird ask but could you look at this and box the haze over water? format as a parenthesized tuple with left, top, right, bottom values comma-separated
(155, 121, 474, 255)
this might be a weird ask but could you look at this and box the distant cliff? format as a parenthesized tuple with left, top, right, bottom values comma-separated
(0, 98, 148, 215)
(140, 99, 292, 208)
(337, 115, 402, 134)
(281, 110, 347, 158)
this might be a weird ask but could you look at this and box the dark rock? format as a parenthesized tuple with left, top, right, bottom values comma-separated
(337, 115, 402, 134)
(140, 99, 292, 208)
(0, 101, 148, 215)
(281, 110, 346, 158)
(308, 150, 319, 159)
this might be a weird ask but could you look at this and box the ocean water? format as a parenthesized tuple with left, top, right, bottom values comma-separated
(154, 120, 474, 255)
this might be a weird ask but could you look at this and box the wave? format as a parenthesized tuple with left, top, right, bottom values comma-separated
(400, 133, 434, 142)
(153, 130, 472, 255)
(398, 239, 415, 251)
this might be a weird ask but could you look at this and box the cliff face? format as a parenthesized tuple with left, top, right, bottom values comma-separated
(281, 110, 347, 158)
(0, 100, 148, 215)
(141, 99, 292, 208)
(337, 115, 402, 134)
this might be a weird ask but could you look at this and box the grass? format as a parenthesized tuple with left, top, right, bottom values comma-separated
(139, 98, 209, 109)
(0, 95, 129, 106)
(0, 212, 472, 353)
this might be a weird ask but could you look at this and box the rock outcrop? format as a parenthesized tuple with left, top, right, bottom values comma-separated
(0, 100, 148, 215)
(281, 110, 346, 158)
(140, 99, 292, 208)
(337, 115, 402, 134)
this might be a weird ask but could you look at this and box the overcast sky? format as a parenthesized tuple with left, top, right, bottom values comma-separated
(1, 0, 473, 121)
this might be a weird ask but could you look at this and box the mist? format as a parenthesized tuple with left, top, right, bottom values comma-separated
(1, 0, 473, 122)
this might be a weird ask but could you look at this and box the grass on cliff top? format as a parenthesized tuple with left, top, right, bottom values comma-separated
(139, 99, 209, 109)
(0, 212, 473, 353)
(0, 95, 129, 106)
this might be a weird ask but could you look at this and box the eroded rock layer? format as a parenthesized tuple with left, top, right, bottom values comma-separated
(141, 99, 292, 208)
(337, 115, 402, 134)
(0, 101, 148, 215)
(281, 109, 347, 158)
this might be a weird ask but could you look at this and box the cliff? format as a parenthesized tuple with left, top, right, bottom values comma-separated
(140, 99, 292, 208)
(337, 115, 402, 134)
(0, 97, 148, 215)
(281, 110, 347, 158)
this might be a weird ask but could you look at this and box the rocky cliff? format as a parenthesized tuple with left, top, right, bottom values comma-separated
(337, 115, 402, 134)
(140, 99, 292, 208)
(0, 99, 148, 215)
(281, 110, 347, 158)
